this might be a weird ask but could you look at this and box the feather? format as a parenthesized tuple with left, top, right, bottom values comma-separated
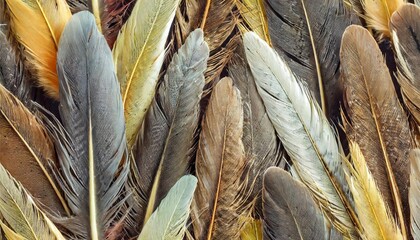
(66, 0, 88, 13)
(416, 0, 420, 6)
(51, 11, 129, 239)
(359, 0, 405, 39)
(244, 32, 357, 237)
(5, 0, 71, 99)
(0, 222, 26, 240)
(0, 84, 69, 216)
(340, 25, 411, 237)
(0, 163, 65, 240)
(262, 167, 328, 240)
(191, 77, 247, 240)
(113, 0, 180, 148)
(138, 175, 197, 240)
(228, 42, 283, 217)
(409, 149, 420, 239)
(236, 0, 271, 44)
(347, 143, 403, 240)
(264, 0, 358, 120)
(239, 217, 262, 240)
(132, 28, 208, 229)
(391, 4, 420, 126)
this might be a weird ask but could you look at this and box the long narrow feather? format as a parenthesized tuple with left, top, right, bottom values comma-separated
(0, 163, 65, 240)
(138, 175, 197, 240)
(244, 31, 357, 237)
(52, 11, 129, 239)
(264, 0, 358, 120)
(5, 0, 71, 99)
(409, 149, 420, 239)
(228, 42, 283, 217)
(359, 0, 405, 40)
(0, 222, 25, 240)
(191, 77, 247, 240)
(347, 143, 403, 240)
(132, 28, 208, 229)
(0, 84, 69, 215)
(391, 4, 420, 125)
(236, 0, 271, 44)
(263, 167, 328, 240)
(340, 25, 411, 237)
(113, 0, 181, 148)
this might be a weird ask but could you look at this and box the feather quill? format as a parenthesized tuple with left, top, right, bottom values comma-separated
(347, 143, 403, 240)
(409, 149, 420, 239)
(0, 163, 65, 240)
(391, 4, 420, 126)
(264, 0, 358, 120)
(228, 42, 283, 216)
(244, 32, 357, 237)
(138, 175, 197, 240)
(0, 84, 69, 215)
(340, 25, 411, 237)
(263, 167, 328, 240)
(132, 28, 208, 229)
(191, 77, 247, 240)
(51, 11, 129, 239)
(112, 0, 181, 148)
(236, 0, 271, 44)
(5, 0, 71, 99)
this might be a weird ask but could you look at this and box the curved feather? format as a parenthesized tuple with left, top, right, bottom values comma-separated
(391, 4, 420, 125)
(236, 0, 271, 44)
(340, 25, 411, 238)
(244, 32, 357, 237)
(347, 143, 403, 240)
(0, 163, 65, 240)
(5, 0, 71, 99)
(263, 167, 327, 240)
(0, 84, 69, 216)
(409, 149, 420, 239)
(132, 28, 208, 229)
(138, 175, 197, 240)
(53, 11, 129, 239)
(191, 77, 247, 240)
(112, 0, 181, 148)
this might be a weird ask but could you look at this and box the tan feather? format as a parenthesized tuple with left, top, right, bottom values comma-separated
(5, 0, 71, 99)
(409, 149, 420, 239)
(191, 77, 247, 240)
(236, 0, 271, 44)
(0, 84, 69, 216)
(347, 142, 403, 240)
(340, 25, 412, 238)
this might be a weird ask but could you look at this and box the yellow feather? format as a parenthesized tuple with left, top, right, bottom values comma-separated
(113, 0, 181, 148)
(361, 0, 405, 39)
(5, 0, 71, 99)
(348, 142, 403, 240)
(236, 0, 271, 45)
(240, 217, 262, 240)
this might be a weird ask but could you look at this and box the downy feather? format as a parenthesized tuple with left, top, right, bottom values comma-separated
(264, 0, 358, 120)
(138, 175, 197, 240)
(0, 84, 69, 215)
(5, 0, 71, 99)
(191, 77, 247, 240)
(263, 167, 328, 240)
(228, 42, 283, 217)
(132, 28, 208, 230)
(409, 149, 420, 239)
(113, 0, 181, 148)
(0, 163, 65, 240)
(236, 0, 271, 44)
(347, 143, 403, 240)
(391, 4, 420, 126)
(340, 25, 411, 237)
(244, 31, 356, 237)
(52, 12, 129, 239)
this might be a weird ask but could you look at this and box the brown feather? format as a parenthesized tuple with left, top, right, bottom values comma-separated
(0, 84, 69, 216)
(191, 77, 247, 240)
(340, 25, 412, 238)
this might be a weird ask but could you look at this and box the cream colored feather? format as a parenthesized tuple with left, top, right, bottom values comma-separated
(5, 0, 71, 99)
(347, 143, 403, 240)
(112, 0, 181, 148)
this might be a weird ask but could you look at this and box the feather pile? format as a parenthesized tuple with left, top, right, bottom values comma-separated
(1, 0, 420, 239)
